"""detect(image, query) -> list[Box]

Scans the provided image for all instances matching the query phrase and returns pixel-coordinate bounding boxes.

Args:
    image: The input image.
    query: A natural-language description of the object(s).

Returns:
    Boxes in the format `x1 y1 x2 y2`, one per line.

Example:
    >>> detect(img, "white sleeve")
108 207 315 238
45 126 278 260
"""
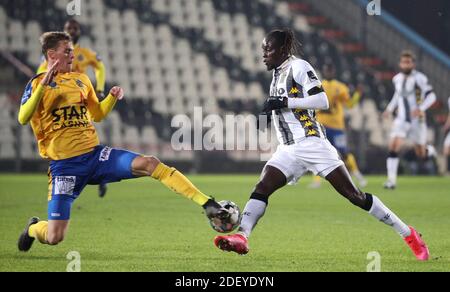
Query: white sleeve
287 92 329 110
419 92 436 112
292 60 322 93
417 73 436 111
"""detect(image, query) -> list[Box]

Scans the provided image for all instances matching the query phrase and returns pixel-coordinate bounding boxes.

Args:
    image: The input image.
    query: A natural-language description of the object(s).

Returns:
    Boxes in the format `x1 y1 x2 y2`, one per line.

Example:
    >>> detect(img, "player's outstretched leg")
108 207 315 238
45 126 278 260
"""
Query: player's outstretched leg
18 217 69 251
131 156 230 220
326 165 429 261
214 166 286 255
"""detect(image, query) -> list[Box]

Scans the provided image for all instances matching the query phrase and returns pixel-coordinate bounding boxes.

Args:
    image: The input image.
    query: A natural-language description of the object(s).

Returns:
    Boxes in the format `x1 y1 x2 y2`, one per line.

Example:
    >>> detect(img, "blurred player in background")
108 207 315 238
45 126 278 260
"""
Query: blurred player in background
17 32 229 252
443 97 450 174
213 29 429 261
37 19 109 198
382 51 437 189
308 63 367 189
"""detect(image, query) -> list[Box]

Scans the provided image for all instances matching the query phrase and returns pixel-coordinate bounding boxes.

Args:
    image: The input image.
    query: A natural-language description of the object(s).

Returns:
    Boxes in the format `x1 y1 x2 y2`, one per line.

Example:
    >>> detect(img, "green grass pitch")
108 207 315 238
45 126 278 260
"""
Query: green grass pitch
0 174 449 272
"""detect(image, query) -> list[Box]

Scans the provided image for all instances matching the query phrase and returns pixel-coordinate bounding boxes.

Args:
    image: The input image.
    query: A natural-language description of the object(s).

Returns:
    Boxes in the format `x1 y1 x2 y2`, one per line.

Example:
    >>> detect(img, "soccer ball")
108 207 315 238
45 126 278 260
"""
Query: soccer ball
209 200 241 233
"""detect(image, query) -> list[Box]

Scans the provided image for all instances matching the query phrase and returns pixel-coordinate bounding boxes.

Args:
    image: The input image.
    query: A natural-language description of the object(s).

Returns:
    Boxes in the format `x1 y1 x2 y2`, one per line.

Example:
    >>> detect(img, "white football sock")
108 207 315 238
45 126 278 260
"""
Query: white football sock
238 199 267 238
386 157 399 184
369 195 411 238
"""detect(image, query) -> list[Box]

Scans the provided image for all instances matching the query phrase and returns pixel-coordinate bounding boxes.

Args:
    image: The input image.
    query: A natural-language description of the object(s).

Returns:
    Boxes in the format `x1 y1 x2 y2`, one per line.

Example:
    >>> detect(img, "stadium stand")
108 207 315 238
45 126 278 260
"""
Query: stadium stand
0 0 448 173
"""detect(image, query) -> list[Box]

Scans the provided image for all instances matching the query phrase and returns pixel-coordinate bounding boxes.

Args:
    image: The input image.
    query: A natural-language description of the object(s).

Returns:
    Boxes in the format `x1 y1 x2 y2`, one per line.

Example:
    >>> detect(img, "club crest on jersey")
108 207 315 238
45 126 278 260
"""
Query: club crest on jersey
49 81 58 88
78 55 84 61
76 79 84 88
277 88 285 95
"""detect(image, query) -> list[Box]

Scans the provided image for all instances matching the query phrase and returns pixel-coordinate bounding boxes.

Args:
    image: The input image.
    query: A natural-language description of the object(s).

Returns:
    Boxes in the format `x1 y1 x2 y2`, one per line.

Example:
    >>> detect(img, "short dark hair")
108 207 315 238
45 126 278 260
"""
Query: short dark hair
39 31 71 60
400 50 416 61
266 28 302 56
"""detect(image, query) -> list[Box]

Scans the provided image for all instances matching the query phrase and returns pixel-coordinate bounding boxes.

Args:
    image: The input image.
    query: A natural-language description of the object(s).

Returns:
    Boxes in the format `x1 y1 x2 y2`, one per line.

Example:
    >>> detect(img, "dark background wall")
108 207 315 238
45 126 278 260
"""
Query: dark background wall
382 0 450 54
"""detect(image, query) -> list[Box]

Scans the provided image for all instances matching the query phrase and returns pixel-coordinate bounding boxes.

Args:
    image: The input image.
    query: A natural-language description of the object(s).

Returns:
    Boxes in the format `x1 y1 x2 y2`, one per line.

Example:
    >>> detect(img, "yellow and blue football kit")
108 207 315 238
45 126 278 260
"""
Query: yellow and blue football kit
37 44 106 93
19 72 138 220
316 79 354 154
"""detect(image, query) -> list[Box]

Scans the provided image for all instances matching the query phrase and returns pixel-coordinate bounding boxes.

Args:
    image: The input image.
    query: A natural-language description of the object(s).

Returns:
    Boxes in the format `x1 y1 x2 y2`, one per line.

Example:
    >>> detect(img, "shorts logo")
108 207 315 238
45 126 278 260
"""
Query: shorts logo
54 176 76 196
51 213 61 217
99 146 112 162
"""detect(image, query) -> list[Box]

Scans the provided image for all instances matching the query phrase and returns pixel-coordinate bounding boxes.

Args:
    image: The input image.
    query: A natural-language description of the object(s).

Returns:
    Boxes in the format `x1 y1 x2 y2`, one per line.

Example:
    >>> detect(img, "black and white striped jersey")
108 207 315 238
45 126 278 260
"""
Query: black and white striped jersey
386 70 433 123
269 56 326 145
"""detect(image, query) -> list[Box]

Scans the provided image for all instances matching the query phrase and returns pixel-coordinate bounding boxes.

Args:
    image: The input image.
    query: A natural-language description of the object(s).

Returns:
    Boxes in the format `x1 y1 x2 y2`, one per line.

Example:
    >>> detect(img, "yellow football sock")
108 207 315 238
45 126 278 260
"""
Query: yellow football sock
313 176 321 183
28 221 48 244
345 153 360 173
151 163 211 206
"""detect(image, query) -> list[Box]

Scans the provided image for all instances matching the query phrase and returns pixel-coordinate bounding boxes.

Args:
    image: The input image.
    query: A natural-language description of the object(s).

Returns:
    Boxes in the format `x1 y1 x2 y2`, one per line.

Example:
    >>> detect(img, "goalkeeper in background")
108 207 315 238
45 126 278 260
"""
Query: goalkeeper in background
309 63 367 188
17 31 228 251
37 19 109 198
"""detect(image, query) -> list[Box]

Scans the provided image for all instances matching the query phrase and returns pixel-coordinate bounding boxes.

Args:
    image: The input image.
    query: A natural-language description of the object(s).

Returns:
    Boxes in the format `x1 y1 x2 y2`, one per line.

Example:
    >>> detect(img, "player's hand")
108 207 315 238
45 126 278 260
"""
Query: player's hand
40 60 59 86
262 96 288 113
110 86 124 100
411 109 424 118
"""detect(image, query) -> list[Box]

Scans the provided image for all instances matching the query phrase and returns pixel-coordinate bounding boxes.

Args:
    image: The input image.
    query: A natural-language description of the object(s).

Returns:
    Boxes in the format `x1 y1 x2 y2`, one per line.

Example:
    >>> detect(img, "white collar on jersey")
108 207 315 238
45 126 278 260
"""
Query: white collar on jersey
276 55 296 71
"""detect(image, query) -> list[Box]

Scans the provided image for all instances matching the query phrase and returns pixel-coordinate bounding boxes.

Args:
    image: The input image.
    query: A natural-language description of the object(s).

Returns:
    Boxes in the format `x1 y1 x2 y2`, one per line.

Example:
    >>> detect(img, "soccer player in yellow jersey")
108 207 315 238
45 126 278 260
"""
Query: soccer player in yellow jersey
309 63 367 188
37 19 109 198
17 32 229 251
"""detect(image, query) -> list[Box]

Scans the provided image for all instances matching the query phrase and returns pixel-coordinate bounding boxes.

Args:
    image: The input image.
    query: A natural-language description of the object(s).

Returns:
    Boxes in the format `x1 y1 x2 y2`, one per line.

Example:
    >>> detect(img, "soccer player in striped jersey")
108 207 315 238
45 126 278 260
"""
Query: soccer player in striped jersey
309 63 367 188
17 32 229 252
37 19 109 198
213 29 429 261
382 51 437 189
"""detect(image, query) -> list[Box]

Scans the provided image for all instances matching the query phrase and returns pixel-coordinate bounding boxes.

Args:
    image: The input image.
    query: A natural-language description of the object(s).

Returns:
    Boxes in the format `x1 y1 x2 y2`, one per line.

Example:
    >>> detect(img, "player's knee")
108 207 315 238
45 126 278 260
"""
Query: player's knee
142 156 161 174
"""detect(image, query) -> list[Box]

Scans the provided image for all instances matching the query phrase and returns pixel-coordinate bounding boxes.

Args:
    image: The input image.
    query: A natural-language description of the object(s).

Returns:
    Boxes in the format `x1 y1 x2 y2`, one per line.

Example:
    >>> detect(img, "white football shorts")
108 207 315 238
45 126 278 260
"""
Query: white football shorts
390 119 427 146
265 137 344 185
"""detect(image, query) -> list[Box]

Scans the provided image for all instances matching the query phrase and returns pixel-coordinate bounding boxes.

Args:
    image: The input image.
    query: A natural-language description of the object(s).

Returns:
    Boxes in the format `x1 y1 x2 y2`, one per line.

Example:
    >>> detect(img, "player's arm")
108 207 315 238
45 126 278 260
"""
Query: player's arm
262 61 328 112
89 51 106 94
413 75 436 117
86 80 123 122
18 61 59 125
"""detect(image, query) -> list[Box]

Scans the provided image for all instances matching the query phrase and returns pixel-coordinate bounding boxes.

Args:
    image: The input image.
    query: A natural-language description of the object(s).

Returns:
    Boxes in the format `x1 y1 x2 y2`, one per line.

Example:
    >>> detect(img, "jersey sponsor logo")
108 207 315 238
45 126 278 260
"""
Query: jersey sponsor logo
51 104 90 130
54 176 76 196
307 71 318 82
99 146 112 162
